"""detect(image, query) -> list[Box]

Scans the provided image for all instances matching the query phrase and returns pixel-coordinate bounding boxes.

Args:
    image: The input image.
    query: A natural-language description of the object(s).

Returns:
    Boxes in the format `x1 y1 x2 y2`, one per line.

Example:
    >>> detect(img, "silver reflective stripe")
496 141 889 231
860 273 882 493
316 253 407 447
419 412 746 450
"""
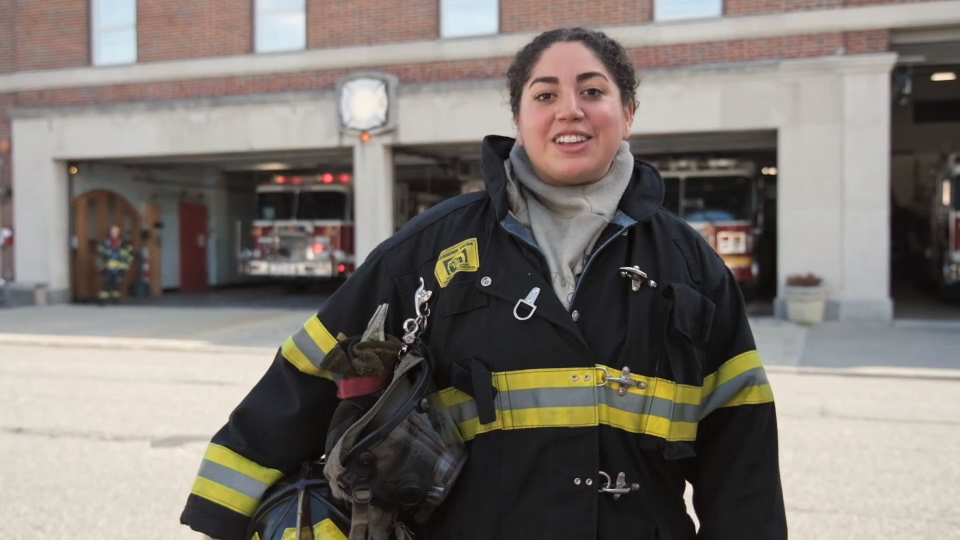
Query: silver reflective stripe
445 384 700 426
699 367 769 419
599 386 701 425
197 460 271 502
291 326 329 371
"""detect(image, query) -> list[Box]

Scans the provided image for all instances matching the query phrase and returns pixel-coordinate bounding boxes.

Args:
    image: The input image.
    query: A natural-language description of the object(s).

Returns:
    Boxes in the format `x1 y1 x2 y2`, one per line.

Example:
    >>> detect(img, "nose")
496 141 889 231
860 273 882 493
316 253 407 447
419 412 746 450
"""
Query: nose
556 91 584 122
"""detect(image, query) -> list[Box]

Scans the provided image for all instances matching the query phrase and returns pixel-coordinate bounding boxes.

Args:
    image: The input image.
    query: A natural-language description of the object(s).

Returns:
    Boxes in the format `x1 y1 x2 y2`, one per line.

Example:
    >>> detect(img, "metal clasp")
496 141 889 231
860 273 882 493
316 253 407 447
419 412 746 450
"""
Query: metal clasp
596 365 648 396
513 287 540 321
598 471 639 500
401 277 433 350
619 266 657 292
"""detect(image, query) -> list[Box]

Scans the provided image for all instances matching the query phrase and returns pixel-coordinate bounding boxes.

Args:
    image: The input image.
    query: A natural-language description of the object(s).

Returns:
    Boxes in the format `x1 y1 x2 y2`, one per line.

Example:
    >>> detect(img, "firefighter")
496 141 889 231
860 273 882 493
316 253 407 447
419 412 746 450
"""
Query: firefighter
97 224 134 305
181 27 787 540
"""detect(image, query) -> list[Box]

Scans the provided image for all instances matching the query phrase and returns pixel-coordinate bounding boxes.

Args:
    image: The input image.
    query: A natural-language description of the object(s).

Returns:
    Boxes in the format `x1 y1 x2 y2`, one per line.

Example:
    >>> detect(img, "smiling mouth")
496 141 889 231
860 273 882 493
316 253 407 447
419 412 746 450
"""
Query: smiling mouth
553 134 591 144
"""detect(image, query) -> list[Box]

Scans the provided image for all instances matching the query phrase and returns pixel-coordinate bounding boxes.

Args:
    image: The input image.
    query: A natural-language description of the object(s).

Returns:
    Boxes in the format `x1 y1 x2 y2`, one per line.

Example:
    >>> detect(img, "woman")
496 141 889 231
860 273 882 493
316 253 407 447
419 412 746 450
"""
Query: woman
181 27 787 540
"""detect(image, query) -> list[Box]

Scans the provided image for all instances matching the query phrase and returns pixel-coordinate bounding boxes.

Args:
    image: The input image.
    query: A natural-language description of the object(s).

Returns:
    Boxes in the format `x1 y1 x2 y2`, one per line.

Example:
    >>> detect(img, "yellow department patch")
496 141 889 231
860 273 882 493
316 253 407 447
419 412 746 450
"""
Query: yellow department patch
435 238 480 288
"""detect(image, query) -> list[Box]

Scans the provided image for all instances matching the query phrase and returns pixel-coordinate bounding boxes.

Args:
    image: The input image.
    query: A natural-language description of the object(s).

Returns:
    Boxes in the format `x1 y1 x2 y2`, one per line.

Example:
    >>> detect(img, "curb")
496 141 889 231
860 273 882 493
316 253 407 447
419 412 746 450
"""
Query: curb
765 364 960 381
0 333 276 356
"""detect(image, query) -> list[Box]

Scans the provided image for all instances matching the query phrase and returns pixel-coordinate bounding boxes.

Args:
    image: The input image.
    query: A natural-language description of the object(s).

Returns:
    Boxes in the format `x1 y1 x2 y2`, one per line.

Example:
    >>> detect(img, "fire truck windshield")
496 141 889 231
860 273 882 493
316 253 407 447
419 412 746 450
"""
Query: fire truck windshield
663 176 754 222
297 191 348 221
257 192 295 220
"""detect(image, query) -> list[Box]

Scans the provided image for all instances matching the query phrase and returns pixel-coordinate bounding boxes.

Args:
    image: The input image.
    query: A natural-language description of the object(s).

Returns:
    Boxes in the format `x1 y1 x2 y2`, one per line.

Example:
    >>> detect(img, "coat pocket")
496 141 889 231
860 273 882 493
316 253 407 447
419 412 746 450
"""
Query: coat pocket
660 283 716 387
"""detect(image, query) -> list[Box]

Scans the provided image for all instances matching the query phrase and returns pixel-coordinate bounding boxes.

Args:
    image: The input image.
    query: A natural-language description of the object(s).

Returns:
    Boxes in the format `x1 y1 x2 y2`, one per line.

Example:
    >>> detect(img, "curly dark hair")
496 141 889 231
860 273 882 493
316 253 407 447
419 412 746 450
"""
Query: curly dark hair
506 27 639 117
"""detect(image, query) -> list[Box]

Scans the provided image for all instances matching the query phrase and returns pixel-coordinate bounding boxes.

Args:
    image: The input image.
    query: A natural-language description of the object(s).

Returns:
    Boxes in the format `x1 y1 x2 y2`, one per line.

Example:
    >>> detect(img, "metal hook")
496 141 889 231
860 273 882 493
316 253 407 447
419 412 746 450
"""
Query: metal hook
402 277 433 348
619 266 657 292
598 471 640 500
513 287 540 321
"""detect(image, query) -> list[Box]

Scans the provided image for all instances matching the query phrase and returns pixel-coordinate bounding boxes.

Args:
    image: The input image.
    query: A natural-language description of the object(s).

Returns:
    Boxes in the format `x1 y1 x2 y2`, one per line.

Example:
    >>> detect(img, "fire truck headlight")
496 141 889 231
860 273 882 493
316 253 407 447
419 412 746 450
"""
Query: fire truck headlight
717 231 748 255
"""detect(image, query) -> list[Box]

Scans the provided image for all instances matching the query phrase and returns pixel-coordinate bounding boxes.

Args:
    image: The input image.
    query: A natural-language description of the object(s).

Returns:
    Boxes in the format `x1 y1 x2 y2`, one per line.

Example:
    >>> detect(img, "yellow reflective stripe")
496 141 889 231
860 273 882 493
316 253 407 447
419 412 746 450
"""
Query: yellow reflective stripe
280 519 347 540
597 404 698 441
702 350 763 397
203 443 284 484
281 335 335 380
700 350 774 418
315 518 348 539
436 355 773 443
303 316 338 355
191 444 284 517
281 316 340 380
191 476 259 516
723 383 775 408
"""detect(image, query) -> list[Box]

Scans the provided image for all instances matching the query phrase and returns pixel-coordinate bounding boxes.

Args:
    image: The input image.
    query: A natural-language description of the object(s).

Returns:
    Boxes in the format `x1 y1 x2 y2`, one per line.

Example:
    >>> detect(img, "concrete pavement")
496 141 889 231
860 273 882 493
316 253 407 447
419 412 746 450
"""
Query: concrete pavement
2 343 959 539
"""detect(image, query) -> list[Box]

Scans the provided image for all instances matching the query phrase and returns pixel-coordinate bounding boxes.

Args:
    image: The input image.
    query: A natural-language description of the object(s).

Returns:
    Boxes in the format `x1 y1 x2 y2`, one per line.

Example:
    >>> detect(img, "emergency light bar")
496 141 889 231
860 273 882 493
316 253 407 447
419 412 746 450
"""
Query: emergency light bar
274 173 352 185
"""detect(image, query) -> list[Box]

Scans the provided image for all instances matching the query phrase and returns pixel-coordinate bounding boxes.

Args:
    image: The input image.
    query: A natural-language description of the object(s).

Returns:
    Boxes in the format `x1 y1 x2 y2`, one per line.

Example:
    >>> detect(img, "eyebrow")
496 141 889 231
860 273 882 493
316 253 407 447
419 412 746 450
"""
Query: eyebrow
527 71 609 88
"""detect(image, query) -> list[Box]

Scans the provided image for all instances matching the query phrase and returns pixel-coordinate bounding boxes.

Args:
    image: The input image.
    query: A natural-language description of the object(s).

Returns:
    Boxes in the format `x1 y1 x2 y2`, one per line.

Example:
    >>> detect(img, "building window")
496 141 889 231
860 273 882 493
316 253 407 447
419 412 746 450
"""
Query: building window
441 0 499 39
91 0 137 66
654 0 723 22
255 0 307 53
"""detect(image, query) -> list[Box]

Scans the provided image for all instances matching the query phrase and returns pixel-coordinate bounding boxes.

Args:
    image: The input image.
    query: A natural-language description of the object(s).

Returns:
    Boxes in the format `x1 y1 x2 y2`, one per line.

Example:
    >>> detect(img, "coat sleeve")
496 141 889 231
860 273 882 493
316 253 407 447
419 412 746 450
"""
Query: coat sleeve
689 267 788 539
179 248 407 540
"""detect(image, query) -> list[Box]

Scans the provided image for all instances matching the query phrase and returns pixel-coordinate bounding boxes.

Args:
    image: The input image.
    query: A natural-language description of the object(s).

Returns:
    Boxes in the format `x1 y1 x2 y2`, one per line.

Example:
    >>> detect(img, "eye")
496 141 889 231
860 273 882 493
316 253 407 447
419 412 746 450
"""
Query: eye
534 92 555 102
582 88 604 98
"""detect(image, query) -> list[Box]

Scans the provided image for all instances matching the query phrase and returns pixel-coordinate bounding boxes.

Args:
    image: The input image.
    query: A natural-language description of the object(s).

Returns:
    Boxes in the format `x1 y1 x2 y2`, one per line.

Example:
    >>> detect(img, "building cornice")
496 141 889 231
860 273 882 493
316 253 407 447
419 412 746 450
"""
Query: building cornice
0 1 956 93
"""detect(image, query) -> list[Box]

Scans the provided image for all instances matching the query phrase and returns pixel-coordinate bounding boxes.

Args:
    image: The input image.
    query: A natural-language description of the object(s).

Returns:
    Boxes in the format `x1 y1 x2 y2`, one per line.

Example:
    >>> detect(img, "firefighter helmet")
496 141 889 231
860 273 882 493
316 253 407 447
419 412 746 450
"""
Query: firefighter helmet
245 460 350 540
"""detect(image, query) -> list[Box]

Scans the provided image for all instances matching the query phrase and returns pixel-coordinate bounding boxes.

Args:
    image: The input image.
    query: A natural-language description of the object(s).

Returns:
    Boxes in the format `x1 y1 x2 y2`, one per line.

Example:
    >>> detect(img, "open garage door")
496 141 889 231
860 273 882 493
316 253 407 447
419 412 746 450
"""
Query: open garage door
67 148 353 308
890 35 960 319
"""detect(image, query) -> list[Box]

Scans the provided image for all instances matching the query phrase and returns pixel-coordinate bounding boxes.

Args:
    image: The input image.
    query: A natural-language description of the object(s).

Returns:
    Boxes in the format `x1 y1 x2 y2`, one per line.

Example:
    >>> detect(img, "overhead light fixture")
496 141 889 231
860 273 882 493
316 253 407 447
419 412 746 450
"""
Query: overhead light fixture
931 72 957 82
251 162 290 171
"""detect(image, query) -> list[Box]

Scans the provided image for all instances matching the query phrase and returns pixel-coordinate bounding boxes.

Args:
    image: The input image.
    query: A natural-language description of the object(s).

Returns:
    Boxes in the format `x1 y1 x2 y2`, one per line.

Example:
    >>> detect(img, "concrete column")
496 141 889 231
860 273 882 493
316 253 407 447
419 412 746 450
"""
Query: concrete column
775 54 897 321
836 58 896 321
11 118 72 304
352 141 395 266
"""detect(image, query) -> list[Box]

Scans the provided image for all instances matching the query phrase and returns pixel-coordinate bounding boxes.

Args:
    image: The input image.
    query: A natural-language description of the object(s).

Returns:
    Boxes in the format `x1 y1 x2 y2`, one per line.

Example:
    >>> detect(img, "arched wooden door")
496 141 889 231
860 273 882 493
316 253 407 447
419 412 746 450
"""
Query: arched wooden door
72 190 142 302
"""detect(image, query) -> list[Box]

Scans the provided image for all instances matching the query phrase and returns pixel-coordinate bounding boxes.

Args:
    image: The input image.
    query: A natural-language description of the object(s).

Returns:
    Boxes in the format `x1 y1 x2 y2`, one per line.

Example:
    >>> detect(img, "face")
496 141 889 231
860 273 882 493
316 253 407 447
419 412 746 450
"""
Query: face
515 42 635 187
110 226 120 238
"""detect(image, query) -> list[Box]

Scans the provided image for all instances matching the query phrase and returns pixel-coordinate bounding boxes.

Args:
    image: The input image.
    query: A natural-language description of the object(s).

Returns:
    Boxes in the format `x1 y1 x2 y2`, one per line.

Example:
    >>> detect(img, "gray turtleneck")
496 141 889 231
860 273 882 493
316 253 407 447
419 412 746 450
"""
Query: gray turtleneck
505 141 635 310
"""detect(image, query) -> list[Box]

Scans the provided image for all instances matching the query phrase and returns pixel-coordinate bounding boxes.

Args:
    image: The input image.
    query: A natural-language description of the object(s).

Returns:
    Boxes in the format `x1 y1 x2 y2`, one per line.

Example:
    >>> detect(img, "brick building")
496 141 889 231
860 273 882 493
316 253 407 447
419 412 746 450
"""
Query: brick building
0 0 958 319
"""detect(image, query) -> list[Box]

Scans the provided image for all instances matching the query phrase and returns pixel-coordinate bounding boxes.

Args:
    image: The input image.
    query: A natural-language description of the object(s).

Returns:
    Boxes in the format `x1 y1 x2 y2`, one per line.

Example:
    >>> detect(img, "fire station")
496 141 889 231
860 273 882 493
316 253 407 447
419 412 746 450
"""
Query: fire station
0 0 959 321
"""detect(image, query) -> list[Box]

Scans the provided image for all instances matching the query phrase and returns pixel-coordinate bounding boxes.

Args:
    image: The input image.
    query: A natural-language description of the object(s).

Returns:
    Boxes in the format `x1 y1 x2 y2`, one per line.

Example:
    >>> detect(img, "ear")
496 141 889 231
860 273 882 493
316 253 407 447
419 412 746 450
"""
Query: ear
621 102 636 140
514 117 524 147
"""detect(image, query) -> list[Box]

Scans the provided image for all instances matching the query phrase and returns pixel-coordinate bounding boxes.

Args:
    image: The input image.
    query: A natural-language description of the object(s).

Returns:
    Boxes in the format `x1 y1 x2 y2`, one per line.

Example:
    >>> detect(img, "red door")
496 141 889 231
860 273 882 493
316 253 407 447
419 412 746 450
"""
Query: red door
179 202 209 293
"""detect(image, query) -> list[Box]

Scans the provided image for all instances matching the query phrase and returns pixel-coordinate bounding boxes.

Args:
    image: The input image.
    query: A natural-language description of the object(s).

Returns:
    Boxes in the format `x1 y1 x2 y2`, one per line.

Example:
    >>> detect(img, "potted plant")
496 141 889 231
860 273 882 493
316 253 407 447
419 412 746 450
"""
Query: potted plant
783 273 828 325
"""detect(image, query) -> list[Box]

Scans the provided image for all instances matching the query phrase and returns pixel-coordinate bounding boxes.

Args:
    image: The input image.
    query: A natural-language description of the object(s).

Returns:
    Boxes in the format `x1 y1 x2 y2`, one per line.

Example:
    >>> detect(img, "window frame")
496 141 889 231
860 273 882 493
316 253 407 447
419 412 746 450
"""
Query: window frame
439 0 500 40
254 0 308 54
90 0 138 67
653 0 724 23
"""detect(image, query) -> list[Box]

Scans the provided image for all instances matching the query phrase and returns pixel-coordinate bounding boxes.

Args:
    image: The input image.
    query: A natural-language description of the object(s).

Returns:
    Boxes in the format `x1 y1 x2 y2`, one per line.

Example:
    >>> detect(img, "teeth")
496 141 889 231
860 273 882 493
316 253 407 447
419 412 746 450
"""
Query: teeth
555 134 588 144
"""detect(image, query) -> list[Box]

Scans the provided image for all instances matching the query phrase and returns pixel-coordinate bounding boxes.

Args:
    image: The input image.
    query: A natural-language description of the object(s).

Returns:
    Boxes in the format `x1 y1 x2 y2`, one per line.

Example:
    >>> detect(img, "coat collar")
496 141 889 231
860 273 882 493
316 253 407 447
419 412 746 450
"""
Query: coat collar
480 135 665 224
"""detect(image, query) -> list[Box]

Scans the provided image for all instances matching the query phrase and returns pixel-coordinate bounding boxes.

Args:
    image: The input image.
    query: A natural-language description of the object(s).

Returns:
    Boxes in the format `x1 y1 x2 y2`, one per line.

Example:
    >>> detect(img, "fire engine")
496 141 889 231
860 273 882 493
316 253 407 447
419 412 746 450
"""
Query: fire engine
239 172 356 288
653 157 766 300
919 152 960 302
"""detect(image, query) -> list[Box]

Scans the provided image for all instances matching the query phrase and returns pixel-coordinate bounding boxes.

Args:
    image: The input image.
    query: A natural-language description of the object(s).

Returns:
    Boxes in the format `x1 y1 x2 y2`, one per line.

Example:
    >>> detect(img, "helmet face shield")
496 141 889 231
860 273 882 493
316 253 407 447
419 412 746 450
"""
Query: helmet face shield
326 348 468 525
358 389 467 517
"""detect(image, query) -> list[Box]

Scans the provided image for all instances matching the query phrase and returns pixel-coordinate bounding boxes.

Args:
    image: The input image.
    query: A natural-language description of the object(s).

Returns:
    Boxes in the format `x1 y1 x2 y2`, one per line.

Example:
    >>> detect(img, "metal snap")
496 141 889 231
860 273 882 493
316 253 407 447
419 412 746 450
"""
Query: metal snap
480 276 492 286
571 310 580 322
638 381 648 390
574 478 581 485
584 374 591 381
585 478 593 486
571 375 579 382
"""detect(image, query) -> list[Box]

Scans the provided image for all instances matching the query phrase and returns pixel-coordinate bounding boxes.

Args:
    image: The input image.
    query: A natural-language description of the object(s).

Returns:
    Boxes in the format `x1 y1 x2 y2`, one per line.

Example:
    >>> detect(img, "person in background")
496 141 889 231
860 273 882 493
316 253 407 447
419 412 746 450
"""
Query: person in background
97 224 134 305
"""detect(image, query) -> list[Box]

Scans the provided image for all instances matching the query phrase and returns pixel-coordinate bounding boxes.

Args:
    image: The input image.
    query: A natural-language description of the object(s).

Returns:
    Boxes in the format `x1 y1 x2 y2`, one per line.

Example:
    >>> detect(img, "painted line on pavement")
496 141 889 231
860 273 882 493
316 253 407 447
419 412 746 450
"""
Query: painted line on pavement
0 333 276 356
